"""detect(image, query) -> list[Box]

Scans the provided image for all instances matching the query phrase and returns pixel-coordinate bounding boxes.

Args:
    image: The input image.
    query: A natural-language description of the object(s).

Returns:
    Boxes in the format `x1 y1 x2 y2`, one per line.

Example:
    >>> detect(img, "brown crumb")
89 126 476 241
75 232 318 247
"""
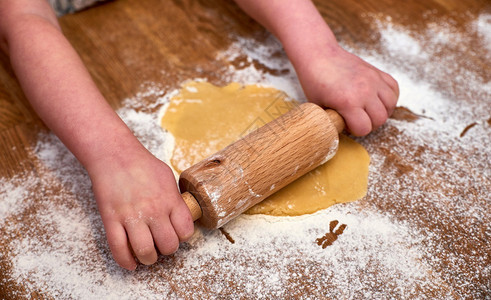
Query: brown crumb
316 220 347 249
390 106 433 122
229 54 289 76
459 122 478 137
219 228 235 244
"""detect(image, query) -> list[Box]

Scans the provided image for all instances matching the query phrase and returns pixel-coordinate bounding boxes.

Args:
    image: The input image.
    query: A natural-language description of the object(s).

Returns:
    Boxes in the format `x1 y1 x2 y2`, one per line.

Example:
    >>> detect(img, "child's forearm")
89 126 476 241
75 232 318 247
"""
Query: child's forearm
1 2 195 270
1 3 143 174
235 0 399 136
233 0 340 72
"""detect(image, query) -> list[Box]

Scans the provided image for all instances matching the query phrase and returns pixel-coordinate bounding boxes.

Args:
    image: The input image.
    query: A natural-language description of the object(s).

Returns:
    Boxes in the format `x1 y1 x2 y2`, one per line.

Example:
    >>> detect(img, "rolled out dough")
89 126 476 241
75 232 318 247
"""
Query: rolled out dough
161 81 370 216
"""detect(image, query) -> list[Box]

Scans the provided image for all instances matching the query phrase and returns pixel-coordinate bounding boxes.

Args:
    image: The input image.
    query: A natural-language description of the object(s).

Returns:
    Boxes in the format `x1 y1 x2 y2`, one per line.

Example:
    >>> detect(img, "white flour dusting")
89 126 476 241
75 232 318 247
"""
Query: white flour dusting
0 12 489 299
476 13 491 53
0 178 31 224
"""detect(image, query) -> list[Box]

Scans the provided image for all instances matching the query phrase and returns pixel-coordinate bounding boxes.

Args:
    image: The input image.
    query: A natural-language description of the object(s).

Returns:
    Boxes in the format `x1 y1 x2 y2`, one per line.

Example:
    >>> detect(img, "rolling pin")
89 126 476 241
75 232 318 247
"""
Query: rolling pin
179 102 344 229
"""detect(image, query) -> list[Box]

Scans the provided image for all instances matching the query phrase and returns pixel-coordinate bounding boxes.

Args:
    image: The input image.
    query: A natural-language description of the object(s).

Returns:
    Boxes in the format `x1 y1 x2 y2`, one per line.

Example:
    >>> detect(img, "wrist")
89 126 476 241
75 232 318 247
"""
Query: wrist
271 4 341 75
83 126 149 178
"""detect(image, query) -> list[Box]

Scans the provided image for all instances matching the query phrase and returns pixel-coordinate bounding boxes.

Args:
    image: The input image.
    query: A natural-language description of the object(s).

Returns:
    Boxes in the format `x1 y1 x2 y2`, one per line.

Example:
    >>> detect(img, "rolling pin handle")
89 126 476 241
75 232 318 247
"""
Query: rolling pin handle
181 192 202 221
325 109 345 133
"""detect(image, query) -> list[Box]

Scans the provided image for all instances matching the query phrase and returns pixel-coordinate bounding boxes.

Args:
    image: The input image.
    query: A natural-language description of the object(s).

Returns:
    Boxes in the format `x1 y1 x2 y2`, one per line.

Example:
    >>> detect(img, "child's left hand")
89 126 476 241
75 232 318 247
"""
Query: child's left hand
295 46 399 136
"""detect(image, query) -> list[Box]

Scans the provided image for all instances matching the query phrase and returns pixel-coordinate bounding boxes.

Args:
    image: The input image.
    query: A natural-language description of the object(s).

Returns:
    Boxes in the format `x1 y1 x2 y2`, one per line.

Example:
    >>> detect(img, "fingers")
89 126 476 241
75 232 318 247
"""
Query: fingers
170 195 195 242
149 216 180 255
110 197 194 269
339 92 389 136
93 154 195 271
340 107 372 136
365 98 388 131
124 204 192 265
125 220 158 265
378 72 399 116
150 194 194 256
338 71 397 135
380 71 400 99
105 222 137 271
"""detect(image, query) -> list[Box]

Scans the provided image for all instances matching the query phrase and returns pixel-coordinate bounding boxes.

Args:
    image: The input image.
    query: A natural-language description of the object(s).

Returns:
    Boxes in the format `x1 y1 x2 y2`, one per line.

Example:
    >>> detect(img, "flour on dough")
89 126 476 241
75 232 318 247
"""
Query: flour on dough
161 81 370 216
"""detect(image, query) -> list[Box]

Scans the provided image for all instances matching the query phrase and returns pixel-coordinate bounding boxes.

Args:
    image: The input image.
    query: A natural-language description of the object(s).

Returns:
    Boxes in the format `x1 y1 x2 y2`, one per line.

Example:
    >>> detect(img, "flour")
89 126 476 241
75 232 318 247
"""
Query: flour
1 12 490 299
0 179 29 224
476 13 491 53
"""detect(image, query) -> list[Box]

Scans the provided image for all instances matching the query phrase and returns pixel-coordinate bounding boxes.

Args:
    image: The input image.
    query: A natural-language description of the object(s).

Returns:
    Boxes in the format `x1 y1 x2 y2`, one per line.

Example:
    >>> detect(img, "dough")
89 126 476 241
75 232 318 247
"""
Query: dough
161 81 370 216
247 134 369 216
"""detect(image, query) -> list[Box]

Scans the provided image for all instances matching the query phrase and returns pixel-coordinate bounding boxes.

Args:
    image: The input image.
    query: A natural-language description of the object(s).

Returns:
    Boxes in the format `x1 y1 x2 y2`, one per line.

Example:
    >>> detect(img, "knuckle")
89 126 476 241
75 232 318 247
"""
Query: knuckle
338 92 358 108
388 75 399 87
383 73 400 97
353 83 373 102
141 203 160 218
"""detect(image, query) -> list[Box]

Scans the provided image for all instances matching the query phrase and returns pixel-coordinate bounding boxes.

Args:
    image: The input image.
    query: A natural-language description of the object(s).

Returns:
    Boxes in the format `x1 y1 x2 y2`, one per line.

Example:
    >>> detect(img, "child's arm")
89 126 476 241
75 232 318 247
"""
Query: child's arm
0 0 194 270
234 0 399 136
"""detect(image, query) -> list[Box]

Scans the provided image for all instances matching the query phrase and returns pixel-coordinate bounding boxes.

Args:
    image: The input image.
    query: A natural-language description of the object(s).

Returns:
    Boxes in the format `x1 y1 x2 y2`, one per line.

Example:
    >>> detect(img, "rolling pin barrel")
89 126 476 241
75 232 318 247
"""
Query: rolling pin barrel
179 103 344 229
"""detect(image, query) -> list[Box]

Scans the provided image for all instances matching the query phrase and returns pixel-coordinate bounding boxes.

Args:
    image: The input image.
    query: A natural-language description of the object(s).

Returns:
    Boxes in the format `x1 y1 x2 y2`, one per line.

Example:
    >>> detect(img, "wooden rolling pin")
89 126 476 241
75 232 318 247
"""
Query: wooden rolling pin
179 102 344 229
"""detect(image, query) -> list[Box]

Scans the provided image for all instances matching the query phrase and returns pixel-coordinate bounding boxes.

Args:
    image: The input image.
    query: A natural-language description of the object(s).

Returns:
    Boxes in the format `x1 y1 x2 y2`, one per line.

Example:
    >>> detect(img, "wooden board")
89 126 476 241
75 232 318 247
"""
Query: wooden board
0 0 489 298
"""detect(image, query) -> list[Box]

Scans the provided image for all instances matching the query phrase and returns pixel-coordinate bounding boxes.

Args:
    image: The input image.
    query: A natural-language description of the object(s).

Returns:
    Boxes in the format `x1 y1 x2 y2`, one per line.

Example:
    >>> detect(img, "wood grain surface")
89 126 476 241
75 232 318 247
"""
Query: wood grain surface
0 0 489 298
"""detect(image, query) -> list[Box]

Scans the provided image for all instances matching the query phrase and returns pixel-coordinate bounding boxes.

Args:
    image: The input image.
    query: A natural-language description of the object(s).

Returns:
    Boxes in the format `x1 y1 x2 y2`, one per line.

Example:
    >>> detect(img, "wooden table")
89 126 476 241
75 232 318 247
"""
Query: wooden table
1 0 489 298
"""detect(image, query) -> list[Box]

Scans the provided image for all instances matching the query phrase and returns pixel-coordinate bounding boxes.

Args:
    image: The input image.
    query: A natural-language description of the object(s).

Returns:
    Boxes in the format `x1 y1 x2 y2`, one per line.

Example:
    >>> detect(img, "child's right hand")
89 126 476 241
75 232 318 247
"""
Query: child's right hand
88 147 195 270
1 0 195 272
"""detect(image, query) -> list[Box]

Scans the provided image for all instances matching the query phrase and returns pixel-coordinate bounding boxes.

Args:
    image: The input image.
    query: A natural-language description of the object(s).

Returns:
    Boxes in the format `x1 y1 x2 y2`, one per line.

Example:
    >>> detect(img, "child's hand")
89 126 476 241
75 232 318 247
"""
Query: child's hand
89 148 194 270
232 0 398 136
0 0 194 271
296 46 399 136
